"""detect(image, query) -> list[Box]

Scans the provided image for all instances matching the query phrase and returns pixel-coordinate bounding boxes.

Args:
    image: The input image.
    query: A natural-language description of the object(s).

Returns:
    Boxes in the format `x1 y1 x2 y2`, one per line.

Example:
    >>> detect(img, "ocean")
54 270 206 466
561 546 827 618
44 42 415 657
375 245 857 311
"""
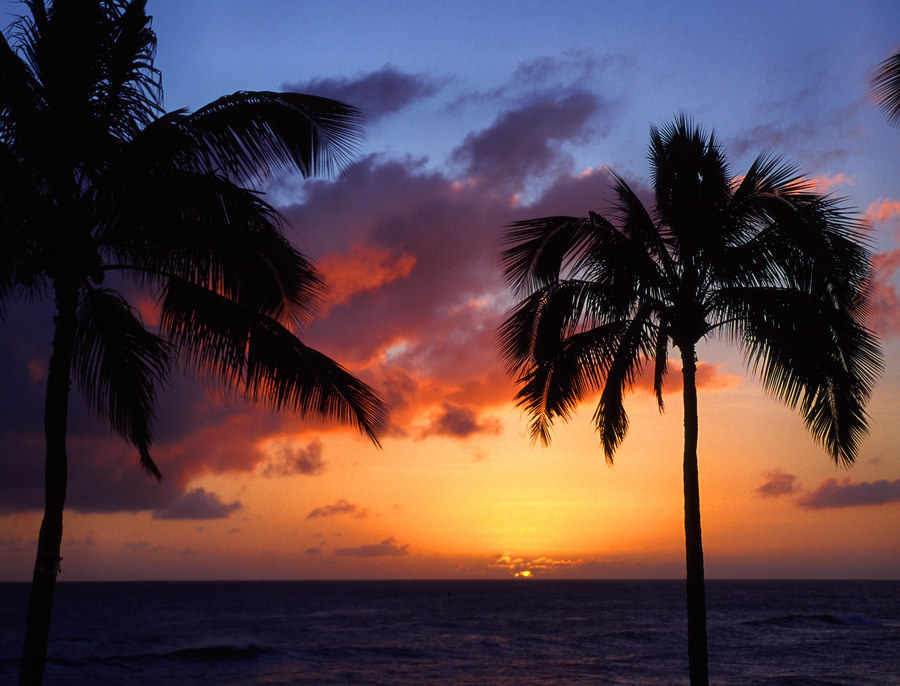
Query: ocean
0 579 898 684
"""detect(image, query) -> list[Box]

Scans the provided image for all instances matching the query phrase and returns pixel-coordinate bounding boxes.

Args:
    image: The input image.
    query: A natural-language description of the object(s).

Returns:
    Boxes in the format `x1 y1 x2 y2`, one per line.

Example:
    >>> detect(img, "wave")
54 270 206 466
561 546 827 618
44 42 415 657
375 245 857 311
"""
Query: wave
164 642 271 660
747 612 884 629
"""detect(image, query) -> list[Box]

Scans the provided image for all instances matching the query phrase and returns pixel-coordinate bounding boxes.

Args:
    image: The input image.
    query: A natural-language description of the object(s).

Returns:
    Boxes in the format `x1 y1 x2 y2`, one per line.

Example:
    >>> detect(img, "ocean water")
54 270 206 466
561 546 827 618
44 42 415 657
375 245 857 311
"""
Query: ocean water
0 579 898 685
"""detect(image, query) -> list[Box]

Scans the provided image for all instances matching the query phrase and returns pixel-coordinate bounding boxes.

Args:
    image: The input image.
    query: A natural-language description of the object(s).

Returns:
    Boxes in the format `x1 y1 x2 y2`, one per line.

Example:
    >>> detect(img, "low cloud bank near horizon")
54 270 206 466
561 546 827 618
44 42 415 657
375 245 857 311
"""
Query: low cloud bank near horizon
333 536 409 558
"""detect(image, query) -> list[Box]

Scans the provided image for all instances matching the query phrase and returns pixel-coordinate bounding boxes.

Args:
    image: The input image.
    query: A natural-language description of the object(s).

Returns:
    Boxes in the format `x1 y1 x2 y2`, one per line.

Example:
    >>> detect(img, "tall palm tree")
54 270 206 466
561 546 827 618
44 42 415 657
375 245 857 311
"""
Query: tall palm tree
1 2 388 684
873 48 900 126
498 116 882 685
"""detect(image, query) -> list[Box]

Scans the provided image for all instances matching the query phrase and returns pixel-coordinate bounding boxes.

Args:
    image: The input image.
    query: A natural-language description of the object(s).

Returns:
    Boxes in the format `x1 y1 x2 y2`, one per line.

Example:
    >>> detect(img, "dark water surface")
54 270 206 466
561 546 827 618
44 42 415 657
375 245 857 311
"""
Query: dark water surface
1 579 898 684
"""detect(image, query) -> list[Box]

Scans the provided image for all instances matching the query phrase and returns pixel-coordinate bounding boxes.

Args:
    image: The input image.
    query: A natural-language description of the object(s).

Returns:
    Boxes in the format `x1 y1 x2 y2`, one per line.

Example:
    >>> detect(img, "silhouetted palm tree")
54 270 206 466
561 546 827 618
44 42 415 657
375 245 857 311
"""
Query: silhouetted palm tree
1 2 387 684
873 49 900 125
498 116 881 685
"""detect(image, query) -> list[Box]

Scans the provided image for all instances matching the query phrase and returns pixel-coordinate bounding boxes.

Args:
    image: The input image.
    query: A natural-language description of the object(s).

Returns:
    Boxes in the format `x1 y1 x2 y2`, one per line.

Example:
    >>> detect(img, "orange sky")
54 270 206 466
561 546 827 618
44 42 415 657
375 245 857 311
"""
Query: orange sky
2 1 899 582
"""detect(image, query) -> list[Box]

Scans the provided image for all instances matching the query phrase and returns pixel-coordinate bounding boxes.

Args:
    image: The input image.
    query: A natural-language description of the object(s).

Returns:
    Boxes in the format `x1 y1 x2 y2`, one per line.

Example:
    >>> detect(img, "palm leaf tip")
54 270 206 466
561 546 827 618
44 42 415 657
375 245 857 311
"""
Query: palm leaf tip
872 50 900 125
139 446 163 480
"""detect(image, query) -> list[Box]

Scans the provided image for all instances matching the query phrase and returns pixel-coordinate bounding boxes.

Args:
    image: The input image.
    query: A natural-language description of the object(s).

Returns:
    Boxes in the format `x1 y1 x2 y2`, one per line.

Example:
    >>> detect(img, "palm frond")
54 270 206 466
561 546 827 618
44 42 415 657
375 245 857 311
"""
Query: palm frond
99 0 162 138
0 23 41 138
161 278 387 445
591 303 656 461
513 322 623 446
100 164 325 328
501 216 598 294
723 286 882 465
610 172 677 284
652 320 670 410
74 286 171 477
872 49 900 125
173 91 363 184
650 115 732 259
498 279 612 375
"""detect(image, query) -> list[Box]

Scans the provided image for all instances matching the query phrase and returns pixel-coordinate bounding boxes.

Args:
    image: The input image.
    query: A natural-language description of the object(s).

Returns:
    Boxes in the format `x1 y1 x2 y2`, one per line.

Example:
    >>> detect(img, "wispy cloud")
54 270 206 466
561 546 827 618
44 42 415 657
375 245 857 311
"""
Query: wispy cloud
334 536 409 557
797 478 900 509
306 498 369 520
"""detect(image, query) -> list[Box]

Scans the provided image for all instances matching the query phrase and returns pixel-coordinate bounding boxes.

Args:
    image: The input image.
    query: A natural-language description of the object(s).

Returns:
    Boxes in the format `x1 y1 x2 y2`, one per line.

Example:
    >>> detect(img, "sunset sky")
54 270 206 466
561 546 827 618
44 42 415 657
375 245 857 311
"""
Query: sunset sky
2 0 899 581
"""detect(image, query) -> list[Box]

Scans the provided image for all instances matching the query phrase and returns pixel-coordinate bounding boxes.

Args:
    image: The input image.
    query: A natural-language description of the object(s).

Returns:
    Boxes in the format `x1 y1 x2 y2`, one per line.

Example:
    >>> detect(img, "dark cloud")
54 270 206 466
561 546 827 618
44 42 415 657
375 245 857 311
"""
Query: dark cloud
755 471 800 498
304 546 322 555
334 536 409 558
306 498 368 520
151 487 242 520
421 402 501 439
451 91 603 193
261 439 326 476
286 65 442 123
797 478 900 510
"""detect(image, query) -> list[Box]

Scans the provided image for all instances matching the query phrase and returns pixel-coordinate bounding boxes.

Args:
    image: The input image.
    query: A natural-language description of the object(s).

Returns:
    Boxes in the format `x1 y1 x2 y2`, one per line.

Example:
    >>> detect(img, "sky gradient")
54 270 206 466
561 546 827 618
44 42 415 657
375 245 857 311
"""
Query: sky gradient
1 0 899 581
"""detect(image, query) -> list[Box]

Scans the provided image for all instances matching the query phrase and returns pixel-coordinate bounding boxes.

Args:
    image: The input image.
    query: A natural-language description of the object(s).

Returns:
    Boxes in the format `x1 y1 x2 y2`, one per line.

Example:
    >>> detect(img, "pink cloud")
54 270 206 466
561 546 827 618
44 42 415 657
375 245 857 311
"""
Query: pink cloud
864 198 900 225
807 173 853 193
318 244 416 308
869 249 900 337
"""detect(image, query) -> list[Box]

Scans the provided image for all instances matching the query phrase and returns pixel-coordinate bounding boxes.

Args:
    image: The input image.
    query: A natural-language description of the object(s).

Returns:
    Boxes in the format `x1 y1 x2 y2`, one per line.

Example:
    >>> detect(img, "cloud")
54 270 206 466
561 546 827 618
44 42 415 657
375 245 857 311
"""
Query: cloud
421 402 501 439
0 536 30 554
869 249 900 337
333 536 409 557
488 553 585 578
304 546 322 555
797 478 900 509
864 198 900 225
755 471 800 497
806 173 853 193
261 439 326 477
123 541 166 553
451 90 604 193
152 487 242 520
306 498 369 520
286 65 442 123
318 244 416 308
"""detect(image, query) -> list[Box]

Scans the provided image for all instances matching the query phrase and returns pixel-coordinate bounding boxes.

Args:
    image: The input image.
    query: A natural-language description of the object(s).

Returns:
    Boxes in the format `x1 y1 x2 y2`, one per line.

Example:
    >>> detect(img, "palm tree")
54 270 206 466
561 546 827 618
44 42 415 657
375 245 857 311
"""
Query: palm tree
498 116 882 685
873 48 900 125
1 2 388 684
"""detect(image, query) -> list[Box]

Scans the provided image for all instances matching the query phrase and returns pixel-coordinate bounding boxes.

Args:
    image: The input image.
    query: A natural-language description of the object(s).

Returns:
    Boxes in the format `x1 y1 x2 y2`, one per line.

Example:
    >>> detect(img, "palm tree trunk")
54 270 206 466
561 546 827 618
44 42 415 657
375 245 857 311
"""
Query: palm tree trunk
681 344 709 686
20 285 77 686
